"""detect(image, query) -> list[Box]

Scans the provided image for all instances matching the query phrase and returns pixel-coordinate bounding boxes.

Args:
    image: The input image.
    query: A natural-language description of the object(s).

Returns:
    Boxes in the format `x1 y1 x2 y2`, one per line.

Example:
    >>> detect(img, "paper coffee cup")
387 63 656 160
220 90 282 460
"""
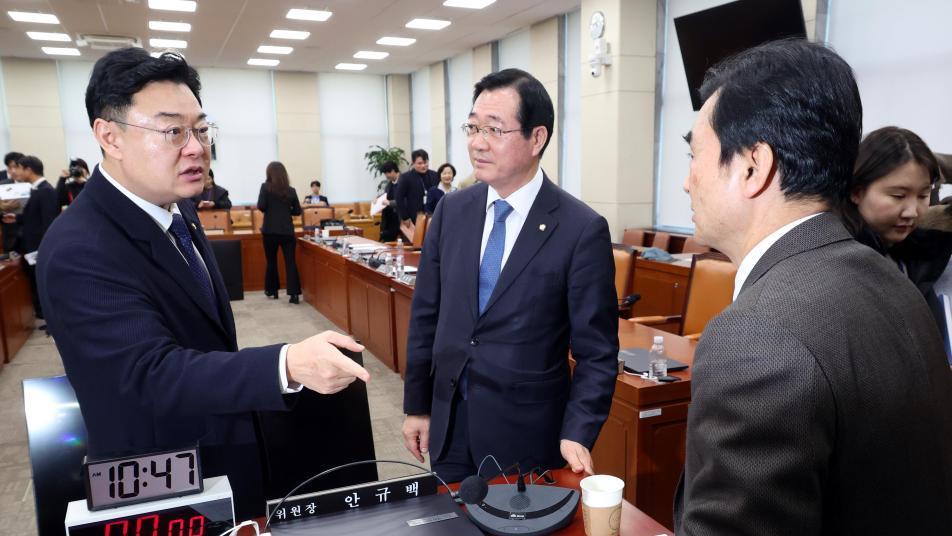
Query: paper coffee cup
580 474 624 536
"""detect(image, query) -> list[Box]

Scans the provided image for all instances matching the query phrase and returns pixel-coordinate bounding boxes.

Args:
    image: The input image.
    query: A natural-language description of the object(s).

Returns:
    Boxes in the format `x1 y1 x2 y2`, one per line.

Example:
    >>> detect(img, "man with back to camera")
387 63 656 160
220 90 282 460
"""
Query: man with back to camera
394 148 439 226
36 48 371 519
675 39 952 534
401 68 618 482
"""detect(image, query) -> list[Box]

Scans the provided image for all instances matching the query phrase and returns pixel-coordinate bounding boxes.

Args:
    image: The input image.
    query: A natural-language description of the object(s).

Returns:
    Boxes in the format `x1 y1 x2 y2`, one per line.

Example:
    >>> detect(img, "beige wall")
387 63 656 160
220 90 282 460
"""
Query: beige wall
531 17 561 184
472 43 494 83
387 74 412 165
580 0 657 239
428 61 447 165
1 58 67 178
273 71 321 197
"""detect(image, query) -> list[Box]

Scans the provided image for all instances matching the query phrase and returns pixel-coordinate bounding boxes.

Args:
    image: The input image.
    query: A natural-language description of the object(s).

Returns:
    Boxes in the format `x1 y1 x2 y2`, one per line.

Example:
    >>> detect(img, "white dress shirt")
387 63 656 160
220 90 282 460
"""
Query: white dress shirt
98 164 299 393
733 212 823 300
479 166 544 268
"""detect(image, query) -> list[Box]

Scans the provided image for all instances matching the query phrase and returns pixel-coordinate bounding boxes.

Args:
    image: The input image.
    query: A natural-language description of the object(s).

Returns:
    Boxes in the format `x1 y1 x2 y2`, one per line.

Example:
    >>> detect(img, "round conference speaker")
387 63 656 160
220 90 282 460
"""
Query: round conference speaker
464 484 579 536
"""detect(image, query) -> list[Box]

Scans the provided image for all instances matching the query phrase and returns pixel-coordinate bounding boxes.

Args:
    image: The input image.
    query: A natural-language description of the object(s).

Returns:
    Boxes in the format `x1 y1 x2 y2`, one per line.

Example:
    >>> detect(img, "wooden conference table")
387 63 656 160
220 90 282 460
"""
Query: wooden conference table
0 255 36 366
242 469 672 535
296 236 696 529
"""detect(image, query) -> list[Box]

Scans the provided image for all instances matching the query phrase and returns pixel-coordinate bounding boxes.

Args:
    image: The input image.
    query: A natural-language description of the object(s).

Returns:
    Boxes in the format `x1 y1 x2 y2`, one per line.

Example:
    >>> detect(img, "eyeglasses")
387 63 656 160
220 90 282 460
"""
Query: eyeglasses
112 120 219 149
460 122 522 140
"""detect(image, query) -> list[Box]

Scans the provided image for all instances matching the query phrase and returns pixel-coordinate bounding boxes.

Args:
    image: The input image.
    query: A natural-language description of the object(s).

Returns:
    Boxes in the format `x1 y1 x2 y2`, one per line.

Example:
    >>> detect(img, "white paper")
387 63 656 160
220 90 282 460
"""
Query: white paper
0 182 31 201
370 192 387 216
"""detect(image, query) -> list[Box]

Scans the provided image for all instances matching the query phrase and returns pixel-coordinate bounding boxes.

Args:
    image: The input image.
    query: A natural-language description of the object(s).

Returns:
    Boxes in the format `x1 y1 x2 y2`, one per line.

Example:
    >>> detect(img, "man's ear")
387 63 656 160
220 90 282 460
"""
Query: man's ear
93 118 123 161
741 141 776 199
530 126 548 158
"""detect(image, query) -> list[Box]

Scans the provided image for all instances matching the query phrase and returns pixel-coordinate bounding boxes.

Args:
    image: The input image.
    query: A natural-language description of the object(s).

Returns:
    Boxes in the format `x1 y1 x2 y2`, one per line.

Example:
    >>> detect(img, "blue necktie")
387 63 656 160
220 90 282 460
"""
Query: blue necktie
478 200 513 314
170 213 218 317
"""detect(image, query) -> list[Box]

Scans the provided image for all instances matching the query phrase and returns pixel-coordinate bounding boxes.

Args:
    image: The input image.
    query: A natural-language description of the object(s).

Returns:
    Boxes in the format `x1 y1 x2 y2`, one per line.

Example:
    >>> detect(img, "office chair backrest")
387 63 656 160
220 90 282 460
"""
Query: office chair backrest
412 212 429 249
611 243 636 301
622 228 645 247
650 231 672 252
681 236 710 254
681 251 735 337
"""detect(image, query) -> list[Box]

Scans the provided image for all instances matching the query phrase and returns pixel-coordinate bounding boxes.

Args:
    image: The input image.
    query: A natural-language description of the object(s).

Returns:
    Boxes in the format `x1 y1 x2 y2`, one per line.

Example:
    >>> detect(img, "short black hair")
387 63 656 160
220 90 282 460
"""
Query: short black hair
69 157 89 173
4 152 24 166
379 161 399 174
310 180 321 188
436 163 456 177
699 39 862 205
411 149 429 163
473 68 554 156
17 155 44 177
85 48 202 127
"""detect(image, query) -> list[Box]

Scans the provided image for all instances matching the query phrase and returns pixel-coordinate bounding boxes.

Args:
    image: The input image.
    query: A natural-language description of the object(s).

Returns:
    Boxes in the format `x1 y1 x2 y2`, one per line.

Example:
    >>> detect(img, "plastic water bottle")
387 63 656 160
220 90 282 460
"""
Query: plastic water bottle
395 238 405 277
648 336 667 379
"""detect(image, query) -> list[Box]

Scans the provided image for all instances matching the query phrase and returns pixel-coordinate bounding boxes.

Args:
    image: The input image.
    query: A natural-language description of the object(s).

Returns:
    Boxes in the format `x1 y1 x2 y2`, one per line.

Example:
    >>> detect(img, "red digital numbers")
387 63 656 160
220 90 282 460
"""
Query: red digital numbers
100 515 205 536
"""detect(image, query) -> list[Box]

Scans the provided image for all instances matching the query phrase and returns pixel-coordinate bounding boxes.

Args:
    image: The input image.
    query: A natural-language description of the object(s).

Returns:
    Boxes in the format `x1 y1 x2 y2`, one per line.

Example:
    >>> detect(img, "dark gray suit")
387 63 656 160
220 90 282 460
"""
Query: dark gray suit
674 213 952 535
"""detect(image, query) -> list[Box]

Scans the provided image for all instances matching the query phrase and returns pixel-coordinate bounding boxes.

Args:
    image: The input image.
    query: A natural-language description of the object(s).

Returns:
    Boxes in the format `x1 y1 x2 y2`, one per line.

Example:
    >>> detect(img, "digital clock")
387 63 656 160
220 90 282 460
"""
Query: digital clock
83 446 203 511
66 475 234 536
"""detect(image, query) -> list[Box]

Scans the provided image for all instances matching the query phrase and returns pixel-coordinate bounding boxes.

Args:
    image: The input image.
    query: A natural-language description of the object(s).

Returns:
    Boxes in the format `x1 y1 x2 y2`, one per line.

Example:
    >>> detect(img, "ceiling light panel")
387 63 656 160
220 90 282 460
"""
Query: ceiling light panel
149 21 191 32
149 38 187 48
286 9 332 21
354 50 389 60
257 45 293 54
148 0 197 12
42 47 80 56
270 29 310 40
248 58 280 67
406 18 451 30
443 0 496 8
8 11 60 24
27 31 71 42
336 63 367 71
376 36 416 46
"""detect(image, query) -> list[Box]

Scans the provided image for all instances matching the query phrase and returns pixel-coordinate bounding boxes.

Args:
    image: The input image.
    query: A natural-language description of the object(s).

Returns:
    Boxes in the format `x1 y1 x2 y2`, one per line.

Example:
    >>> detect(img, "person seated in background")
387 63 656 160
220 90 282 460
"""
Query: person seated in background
839 126 952 357
303 180 329 206
424 163 457 214
378 161 401 242
56 157 89 208
1 151 24 253
191 168 232 210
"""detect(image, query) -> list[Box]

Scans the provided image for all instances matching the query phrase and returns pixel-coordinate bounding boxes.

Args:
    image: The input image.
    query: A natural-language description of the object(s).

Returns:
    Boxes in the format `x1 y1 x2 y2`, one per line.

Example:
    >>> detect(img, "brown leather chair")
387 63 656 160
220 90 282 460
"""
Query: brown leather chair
622 228 646 247
303 207 335 228
650 231 672 252
197 209 231 233
411 212 429 249
357 201 372 216
681 236 711 254
631 251 735 340
331 202 357 216
612 243 640 317
230 207 253 231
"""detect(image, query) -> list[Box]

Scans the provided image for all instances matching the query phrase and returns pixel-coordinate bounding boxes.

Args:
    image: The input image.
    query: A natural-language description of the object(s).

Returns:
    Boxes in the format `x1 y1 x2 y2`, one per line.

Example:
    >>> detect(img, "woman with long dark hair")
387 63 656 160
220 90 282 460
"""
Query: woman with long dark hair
258 161 302 303
840 126 952 343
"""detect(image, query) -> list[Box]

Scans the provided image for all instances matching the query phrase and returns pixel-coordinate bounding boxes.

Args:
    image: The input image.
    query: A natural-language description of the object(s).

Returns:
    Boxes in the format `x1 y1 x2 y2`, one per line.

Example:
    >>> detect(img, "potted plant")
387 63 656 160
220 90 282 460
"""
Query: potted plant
364 145 408 193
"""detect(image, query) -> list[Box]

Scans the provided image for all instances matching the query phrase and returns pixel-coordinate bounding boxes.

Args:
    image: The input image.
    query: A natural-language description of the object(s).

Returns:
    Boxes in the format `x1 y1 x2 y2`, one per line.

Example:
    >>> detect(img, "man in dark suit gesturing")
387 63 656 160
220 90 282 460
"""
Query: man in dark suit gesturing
37 48 370 519
675 40 952 534
402 69 618 482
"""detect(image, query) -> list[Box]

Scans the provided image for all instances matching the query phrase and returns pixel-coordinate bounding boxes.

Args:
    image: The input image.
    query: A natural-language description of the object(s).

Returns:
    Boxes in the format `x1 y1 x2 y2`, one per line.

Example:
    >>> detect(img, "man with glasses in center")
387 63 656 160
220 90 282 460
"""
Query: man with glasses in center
37 48 370 519
402 69 618 482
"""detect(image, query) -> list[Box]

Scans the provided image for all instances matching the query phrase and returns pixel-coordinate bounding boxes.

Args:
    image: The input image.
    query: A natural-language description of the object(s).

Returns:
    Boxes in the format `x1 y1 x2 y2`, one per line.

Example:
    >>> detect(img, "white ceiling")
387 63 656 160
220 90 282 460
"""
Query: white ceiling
0 0 580 74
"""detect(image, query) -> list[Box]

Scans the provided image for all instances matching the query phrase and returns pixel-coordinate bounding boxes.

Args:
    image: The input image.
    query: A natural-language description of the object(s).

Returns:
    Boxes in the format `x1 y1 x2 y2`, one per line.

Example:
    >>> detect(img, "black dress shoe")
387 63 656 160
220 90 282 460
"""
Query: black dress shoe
289 295 300 304
265 291 278 299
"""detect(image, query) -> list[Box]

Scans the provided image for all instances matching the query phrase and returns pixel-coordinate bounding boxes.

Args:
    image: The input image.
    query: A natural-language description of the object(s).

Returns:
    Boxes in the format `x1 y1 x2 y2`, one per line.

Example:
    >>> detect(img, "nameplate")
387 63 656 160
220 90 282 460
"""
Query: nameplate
266 473 437 525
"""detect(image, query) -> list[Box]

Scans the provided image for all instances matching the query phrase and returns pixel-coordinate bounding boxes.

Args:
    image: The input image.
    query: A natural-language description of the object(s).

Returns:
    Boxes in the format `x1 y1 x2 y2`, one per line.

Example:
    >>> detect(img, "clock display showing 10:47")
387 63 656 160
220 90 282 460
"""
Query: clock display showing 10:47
84 446 204 511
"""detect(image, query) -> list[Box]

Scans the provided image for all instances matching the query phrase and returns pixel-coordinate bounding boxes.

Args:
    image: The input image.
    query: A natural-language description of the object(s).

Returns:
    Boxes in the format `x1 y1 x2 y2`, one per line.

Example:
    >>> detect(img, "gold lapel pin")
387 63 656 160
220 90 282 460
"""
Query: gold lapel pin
191 222 197 231
539 224 546 231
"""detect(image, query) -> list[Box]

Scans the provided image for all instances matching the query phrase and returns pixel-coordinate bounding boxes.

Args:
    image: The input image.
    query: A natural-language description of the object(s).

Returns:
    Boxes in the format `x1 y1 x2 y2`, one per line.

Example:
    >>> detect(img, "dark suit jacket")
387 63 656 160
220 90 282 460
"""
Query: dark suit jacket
395 169 438 221
303 194 328 206
257 184 301 236
0 173 20 252
674 213 952 535
380 181 400 241
191 184 232 210
18 180 58 254
37 169 292 518
403 177 619 471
